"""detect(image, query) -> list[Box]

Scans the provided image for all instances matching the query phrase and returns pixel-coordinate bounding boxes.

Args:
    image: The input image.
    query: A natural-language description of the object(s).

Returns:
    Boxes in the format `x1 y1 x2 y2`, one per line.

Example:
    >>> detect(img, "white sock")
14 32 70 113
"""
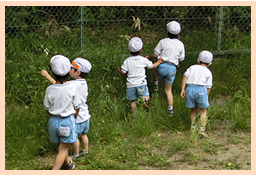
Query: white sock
200 126 205 132
168 105 173 111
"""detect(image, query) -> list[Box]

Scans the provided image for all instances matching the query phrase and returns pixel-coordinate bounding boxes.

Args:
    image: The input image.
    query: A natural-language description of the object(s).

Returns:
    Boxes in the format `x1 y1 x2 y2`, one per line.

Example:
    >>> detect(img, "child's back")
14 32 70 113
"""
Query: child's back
44 82 81 117
154 37 185 66
184 65 212 88
122 55 153 88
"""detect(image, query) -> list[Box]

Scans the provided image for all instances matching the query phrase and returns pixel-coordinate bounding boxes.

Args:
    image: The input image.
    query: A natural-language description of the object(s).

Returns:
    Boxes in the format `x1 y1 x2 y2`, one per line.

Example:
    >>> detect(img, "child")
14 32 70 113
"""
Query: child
118 37 164 114
43 55 81 170
180 50 213 139
146 21 185 116
41 57 92 161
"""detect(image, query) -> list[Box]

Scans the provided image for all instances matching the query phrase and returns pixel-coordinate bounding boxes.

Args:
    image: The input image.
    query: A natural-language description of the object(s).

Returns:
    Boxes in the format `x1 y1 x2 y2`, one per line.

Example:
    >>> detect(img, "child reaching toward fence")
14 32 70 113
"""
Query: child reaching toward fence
180 50 213 139
43 55 81 170
146 21 185 116
41 57 92 161
118 37 164 115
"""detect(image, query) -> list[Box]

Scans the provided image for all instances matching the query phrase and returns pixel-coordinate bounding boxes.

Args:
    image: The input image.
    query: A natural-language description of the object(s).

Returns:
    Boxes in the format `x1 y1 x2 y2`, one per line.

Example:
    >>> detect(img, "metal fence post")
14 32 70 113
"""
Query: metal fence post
217 6 224 52
80 6 84 50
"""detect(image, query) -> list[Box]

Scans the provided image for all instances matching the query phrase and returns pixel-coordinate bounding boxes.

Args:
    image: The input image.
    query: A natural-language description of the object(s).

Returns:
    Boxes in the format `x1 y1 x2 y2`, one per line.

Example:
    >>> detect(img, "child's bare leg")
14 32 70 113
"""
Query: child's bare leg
165 83 173 107
131 100 136 114
72 139 80 154
80 134 89 151
199 108 207 129
144 95 150 101
152 68 158 82
152 68 159 91
190 107 198 125
52 142 70 170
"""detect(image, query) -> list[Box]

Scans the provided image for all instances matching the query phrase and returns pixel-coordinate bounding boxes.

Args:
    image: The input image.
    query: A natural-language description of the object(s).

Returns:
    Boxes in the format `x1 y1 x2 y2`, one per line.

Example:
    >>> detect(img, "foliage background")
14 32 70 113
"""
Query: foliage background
5 6 251 170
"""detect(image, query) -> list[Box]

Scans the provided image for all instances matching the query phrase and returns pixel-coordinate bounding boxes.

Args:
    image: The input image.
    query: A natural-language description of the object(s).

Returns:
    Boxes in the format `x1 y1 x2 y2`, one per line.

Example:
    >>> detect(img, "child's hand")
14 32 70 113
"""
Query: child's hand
41 69 49 77
158 57 164 64
180 90 186 98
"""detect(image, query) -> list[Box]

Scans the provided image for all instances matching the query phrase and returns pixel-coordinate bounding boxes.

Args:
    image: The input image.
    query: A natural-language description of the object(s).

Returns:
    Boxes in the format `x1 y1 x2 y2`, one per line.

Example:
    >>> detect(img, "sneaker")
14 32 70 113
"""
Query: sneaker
79 150 89 157
142 98 150 111
167 109 174 116
70 153 79 161
61 157 75 170
154 84 159 91
199 132 209 139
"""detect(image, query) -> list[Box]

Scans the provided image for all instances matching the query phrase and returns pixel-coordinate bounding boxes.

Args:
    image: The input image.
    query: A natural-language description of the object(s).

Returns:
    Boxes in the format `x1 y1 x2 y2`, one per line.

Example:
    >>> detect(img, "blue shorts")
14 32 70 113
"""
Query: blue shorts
155 63 177 84
185 85 209 109
127 85 150 100
48 115 77 144
76 119 90 135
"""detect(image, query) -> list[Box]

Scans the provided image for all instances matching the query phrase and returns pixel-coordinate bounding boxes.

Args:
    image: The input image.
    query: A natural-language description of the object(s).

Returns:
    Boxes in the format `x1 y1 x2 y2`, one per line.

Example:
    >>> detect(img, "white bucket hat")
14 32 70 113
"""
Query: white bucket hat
166 21 181 35
50 55 71 76
71 57 92 73
199 50 213 64
128 37 143 52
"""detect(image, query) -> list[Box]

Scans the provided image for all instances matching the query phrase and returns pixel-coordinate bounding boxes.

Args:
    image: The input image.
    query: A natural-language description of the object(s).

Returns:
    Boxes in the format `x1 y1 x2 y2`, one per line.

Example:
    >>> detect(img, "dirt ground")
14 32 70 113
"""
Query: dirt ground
140 129 251 170
34 128 251 170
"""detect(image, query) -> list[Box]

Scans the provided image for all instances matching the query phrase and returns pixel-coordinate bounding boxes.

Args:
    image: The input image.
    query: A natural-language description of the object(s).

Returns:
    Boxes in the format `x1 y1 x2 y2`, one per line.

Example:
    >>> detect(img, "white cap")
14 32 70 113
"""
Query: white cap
166 21 181 35
71 57 92 73
50 55 71 76
128 37 143 52
199 50 213 64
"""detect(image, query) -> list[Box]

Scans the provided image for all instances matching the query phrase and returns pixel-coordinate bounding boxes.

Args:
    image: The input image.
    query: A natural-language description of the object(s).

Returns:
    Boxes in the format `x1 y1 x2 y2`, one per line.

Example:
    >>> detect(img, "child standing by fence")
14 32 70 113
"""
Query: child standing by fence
43 55 81 170
118 37 164 114
180 50 213 139
146 21 185 116
41 57 92 161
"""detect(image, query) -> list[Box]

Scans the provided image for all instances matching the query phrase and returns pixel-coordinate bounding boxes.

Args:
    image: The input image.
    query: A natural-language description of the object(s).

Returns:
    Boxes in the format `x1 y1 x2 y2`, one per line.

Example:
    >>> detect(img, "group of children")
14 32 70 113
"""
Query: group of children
119 21 213 139
42 20 213 170
41 56 92 170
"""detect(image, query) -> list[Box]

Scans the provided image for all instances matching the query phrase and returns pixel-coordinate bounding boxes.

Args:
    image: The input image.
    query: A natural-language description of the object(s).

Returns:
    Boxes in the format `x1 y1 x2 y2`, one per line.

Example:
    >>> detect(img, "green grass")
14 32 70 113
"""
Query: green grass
5 28 251 170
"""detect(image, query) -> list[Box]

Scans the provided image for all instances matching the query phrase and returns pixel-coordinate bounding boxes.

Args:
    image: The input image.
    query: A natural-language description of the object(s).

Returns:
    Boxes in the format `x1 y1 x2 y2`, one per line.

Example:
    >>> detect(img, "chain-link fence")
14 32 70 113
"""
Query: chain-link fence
5 6 251 55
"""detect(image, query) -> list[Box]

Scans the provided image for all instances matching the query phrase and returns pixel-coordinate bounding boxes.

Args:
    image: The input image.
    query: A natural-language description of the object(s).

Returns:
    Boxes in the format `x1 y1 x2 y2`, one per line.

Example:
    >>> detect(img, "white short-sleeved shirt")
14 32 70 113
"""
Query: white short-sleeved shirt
184 65 213 88
44 82 81 117
121 55 153 88
70 79 91 123
154 38 185 66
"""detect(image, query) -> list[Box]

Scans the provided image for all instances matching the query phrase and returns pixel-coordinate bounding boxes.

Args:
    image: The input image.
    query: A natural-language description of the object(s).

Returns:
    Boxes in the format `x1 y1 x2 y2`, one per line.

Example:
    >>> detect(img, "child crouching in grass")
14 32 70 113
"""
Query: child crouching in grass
180 50 213 139
43 55 81 170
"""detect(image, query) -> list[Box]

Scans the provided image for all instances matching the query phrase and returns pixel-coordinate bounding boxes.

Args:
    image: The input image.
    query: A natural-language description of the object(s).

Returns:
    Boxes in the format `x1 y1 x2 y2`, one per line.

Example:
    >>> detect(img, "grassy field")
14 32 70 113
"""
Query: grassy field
5 29 251 170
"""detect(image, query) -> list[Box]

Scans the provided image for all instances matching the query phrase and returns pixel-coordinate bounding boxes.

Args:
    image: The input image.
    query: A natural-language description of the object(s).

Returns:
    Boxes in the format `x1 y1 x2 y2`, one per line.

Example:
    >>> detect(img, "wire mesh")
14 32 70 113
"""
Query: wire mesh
5 6 251 55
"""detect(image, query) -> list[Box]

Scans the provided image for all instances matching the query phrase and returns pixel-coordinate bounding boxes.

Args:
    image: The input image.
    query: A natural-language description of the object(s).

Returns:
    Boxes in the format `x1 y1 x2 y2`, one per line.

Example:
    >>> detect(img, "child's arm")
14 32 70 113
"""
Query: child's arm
152 58 164 68
207 88 211 96
41 69 56 84
75 108 80 119
118 67 127 75
177 60 183 68
145 53 158 60
180 75 188 98
46 110 51 115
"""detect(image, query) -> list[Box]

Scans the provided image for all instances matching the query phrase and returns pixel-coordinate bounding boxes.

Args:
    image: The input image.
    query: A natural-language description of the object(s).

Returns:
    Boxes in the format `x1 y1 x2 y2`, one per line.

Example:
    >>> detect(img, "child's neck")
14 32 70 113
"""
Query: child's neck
55 80 67 84
74 76 83 80
199 63 208 67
